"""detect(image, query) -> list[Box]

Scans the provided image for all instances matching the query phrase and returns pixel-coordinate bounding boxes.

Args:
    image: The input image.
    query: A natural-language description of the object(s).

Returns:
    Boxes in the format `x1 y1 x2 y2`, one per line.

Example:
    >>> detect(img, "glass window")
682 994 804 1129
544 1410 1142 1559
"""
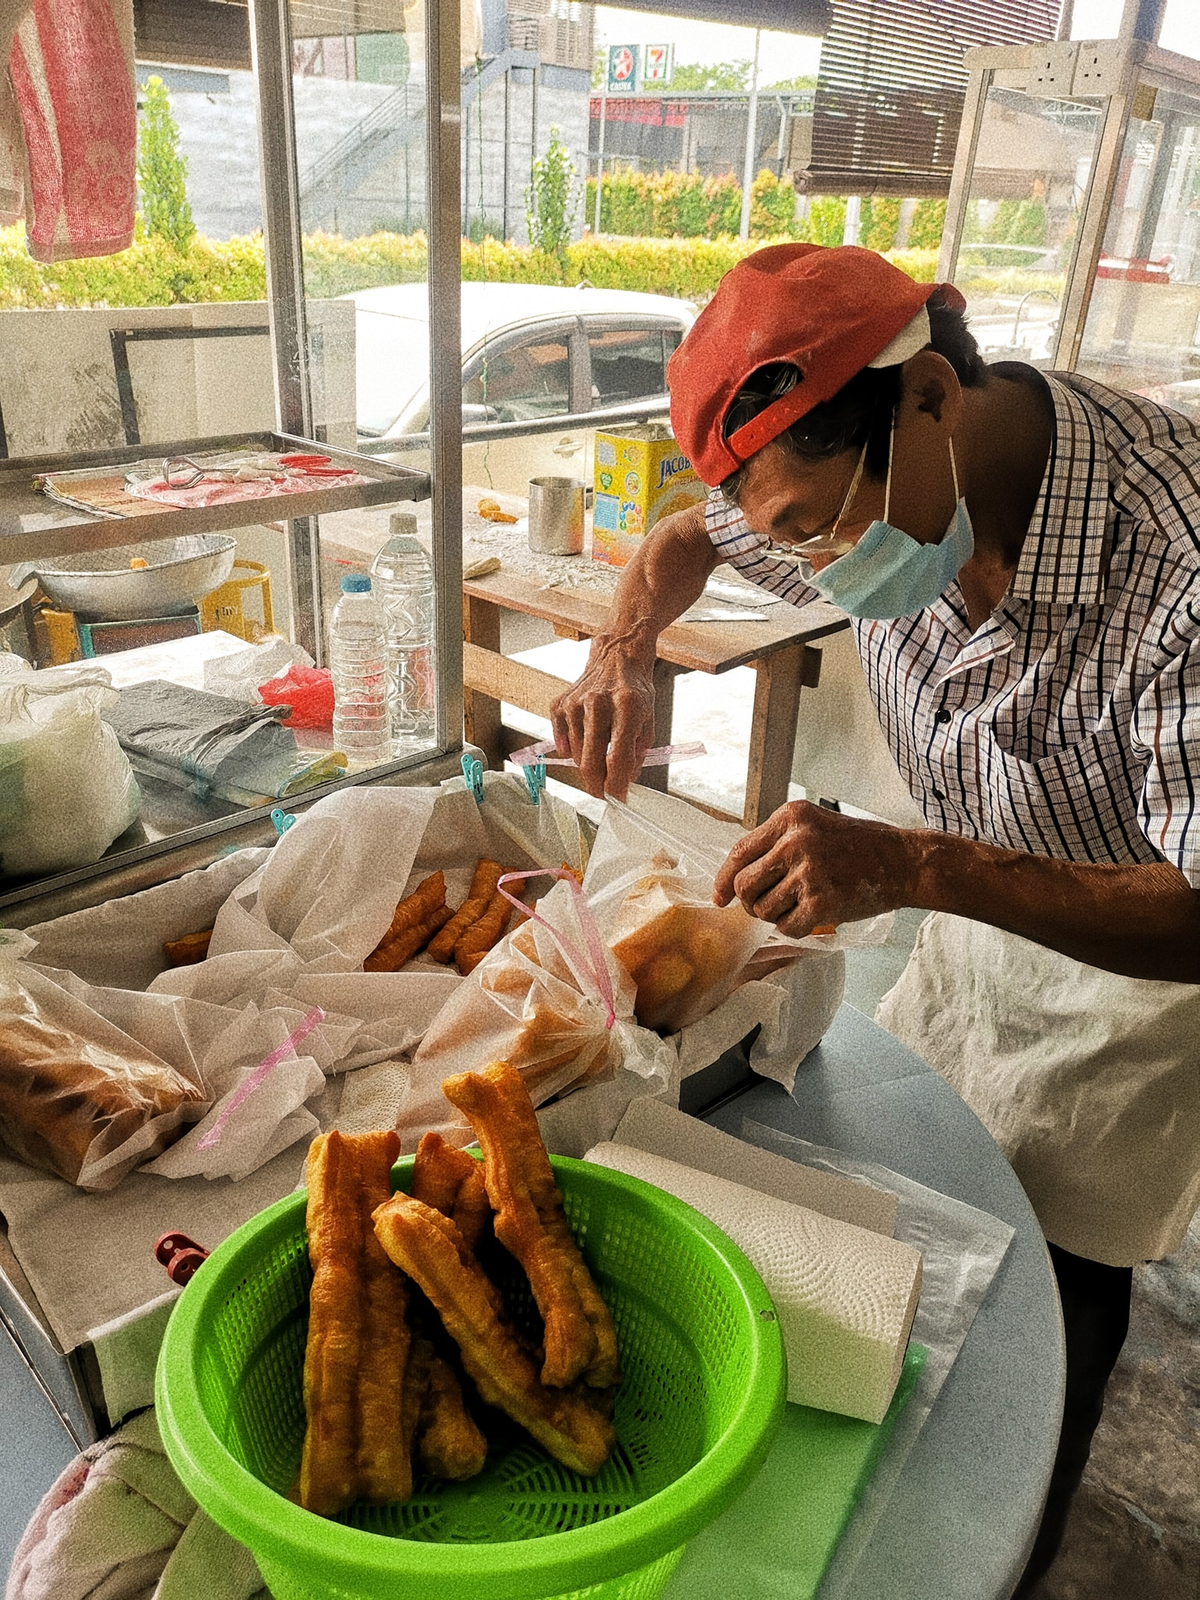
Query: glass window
950 85 1103 368
1076 87 1200 417
587 324 678 406
462 333 572 422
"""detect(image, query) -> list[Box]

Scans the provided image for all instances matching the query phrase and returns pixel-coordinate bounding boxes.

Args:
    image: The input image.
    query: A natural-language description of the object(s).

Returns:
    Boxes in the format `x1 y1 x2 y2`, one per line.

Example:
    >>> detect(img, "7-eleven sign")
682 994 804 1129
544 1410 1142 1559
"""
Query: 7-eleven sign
608 44 639 90
643 44 673 84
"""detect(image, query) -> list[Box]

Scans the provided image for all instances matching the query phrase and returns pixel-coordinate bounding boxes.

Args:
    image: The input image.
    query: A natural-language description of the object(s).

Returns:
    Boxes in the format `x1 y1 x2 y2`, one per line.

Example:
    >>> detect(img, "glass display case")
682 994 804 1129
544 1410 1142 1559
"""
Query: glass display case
938 29 1200 405
0 0 466 921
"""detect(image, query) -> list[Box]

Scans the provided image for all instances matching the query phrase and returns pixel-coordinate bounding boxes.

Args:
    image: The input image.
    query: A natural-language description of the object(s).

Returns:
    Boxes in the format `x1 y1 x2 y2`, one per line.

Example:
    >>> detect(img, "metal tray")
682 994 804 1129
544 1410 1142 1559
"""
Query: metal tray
0 431 430 566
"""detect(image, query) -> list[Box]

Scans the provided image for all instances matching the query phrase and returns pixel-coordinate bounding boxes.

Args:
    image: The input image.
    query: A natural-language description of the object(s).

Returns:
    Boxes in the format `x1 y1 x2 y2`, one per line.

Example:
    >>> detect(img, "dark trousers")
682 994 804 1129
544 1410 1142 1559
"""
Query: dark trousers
1013 1242 1134 1596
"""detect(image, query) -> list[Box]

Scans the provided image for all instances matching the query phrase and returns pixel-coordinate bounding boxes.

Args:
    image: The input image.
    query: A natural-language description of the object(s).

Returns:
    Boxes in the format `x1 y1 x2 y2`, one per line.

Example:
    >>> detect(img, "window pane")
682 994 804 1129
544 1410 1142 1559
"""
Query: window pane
467 335 571 422
1076 89 1200 417
588 326 668 406
950 85 1103 369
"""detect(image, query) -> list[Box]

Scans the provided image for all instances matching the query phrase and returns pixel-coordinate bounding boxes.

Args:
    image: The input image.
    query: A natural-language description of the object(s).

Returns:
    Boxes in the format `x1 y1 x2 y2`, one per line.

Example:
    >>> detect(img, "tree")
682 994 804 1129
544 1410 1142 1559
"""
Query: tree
137 76 195 252
761 73 818 91
669 60 753 92
525 127 579 261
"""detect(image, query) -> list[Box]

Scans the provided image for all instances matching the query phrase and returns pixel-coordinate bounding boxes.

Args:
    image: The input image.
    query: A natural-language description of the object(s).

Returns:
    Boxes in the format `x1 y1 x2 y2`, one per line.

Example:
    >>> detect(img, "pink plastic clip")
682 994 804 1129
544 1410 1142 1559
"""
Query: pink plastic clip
196 1005 326 1150
508 738 705 770
495 868 616 1030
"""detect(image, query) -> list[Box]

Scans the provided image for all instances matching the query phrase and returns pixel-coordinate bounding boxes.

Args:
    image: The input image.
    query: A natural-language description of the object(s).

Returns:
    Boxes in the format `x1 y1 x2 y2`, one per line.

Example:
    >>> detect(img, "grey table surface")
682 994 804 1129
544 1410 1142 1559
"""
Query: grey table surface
692 1004 1066 1600
1 1004 1064 1596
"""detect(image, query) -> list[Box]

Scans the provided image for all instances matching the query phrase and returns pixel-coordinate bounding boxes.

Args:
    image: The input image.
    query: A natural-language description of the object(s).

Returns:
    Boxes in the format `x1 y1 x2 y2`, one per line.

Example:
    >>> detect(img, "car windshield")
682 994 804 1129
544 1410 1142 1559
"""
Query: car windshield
354 307 430 436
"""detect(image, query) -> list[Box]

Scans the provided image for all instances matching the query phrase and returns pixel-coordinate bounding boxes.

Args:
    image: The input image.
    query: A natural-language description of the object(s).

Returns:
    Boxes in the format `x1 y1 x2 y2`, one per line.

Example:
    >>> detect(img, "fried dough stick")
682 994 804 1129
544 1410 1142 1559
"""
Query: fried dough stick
441 1063 620 1390
411 1130 492 1251
365 871 450 973
300 1129 414 1514
373 1194 615 1476
427 859 504 964
454 889 514 976
409 1131 490 1479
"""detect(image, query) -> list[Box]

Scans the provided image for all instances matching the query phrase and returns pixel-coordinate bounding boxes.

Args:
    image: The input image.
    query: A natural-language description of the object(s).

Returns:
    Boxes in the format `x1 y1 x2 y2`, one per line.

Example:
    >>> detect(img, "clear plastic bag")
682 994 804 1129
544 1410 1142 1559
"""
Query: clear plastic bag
0 946 204 1189
0 659 141 878
401 872 675 1149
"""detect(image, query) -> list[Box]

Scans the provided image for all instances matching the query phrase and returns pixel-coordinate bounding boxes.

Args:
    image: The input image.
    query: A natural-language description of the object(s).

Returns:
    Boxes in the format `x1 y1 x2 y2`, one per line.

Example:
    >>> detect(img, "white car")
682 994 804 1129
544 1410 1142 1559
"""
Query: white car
347 281 696 494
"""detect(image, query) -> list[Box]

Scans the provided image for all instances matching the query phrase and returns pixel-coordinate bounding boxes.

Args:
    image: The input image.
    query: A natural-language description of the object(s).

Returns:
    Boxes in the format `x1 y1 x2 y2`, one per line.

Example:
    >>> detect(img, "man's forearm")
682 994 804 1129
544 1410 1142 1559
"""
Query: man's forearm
910 831 1200 983
590 505 719 668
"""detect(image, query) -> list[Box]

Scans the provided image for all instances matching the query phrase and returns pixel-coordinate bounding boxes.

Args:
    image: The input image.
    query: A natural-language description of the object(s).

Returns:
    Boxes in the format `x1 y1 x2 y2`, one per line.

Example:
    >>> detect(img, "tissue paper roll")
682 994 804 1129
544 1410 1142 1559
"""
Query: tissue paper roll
585 1141 921 1424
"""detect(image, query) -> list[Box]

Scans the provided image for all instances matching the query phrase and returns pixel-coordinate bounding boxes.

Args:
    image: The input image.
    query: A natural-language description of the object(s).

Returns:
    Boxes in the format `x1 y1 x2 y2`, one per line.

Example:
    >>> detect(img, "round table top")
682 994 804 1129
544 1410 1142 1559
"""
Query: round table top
698 1003 1064 1600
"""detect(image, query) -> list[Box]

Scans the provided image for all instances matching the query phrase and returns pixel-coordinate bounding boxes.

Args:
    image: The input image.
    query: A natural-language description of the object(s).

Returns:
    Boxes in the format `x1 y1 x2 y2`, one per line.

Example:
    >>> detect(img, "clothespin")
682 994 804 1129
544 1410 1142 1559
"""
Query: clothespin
461 752 485 803
522 756 547 806
270 806 295 836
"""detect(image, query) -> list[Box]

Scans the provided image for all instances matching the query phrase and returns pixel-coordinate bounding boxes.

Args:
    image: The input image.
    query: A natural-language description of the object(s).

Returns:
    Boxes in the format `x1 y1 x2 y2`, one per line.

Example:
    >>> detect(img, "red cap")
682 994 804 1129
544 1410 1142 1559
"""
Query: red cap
667 244 965 486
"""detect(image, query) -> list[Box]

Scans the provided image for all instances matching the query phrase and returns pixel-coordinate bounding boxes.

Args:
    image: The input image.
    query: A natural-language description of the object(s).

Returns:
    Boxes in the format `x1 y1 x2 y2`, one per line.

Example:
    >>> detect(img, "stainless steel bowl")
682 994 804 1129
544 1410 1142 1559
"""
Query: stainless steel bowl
14 535 238 621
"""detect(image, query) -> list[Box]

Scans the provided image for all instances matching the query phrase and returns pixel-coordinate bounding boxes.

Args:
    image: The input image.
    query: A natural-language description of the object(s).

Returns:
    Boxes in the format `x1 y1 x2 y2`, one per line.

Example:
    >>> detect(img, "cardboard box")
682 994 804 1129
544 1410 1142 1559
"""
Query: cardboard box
591 424 706 566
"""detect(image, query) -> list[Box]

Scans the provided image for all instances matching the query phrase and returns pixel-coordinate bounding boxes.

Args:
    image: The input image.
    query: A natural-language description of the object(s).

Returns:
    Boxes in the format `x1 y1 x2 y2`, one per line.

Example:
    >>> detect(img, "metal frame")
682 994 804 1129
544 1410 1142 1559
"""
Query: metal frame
108 325 271 447
938 31 1200 375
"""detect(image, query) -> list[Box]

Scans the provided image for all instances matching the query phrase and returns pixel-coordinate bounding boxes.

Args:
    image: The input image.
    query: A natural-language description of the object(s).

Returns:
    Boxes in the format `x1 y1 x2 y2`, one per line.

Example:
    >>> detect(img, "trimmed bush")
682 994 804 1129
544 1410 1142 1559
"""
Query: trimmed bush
0 222 940 310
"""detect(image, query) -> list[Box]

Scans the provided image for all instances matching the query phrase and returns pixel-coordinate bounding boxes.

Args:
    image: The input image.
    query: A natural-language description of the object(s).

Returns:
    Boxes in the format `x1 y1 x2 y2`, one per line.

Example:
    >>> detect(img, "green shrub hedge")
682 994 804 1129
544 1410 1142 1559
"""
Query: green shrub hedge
0 221 939 310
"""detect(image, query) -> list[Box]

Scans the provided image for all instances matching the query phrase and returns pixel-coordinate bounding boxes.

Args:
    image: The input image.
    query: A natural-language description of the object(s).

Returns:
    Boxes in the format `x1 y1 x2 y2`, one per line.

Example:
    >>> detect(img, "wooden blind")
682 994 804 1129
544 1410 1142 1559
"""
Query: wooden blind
808 0 1062 196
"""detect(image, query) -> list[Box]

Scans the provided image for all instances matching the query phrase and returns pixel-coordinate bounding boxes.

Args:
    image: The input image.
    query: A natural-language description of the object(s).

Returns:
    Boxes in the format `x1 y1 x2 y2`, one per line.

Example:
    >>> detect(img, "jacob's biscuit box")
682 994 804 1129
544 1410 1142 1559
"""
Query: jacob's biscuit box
591 424 706 566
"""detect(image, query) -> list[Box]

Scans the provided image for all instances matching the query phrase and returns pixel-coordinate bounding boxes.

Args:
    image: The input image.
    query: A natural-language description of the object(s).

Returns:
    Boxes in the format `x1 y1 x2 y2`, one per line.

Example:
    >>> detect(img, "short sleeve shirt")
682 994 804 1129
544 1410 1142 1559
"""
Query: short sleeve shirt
705 371 1200 887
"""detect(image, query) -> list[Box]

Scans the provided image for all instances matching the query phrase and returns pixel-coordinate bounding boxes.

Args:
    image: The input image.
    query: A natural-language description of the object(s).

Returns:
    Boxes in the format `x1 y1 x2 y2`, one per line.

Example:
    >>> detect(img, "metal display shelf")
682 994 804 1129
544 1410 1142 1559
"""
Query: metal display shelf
0 430 430 565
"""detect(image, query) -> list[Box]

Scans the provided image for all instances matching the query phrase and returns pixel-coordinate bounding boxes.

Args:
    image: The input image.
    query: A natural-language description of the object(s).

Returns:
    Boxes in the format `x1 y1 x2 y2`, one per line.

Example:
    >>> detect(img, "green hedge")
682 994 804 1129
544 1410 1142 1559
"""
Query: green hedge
0 220 940 310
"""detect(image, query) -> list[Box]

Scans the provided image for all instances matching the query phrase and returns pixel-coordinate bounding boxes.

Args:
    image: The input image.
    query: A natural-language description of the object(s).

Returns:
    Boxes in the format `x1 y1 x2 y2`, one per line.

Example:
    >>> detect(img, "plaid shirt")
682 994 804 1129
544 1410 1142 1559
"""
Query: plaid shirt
705 372 1200 886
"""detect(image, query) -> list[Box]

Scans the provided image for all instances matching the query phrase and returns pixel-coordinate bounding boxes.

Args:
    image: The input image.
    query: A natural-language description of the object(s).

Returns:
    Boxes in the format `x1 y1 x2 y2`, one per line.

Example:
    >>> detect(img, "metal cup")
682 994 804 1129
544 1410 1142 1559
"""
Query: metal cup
528 477 589 555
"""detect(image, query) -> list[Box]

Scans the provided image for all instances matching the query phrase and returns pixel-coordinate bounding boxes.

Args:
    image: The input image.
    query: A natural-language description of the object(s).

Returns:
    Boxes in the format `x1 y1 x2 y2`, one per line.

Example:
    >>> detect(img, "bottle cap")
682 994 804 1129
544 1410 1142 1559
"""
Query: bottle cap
389 511 419 537
341 573 371 593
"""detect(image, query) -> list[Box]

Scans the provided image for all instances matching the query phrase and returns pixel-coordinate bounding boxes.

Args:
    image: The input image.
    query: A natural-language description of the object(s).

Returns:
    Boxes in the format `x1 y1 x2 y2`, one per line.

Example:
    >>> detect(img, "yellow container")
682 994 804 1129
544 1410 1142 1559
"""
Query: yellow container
200 560 275 643
592 424 706 567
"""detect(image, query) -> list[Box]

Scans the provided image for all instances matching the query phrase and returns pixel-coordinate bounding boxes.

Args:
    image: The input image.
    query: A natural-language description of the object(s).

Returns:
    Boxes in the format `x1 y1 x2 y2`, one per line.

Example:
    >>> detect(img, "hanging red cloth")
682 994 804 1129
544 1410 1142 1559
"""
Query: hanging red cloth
0 0 136 261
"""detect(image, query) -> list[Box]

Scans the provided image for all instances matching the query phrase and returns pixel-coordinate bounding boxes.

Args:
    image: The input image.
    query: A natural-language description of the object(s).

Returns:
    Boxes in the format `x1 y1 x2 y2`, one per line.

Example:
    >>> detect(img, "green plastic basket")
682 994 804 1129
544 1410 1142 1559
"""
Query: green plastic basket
156 1154 785 1600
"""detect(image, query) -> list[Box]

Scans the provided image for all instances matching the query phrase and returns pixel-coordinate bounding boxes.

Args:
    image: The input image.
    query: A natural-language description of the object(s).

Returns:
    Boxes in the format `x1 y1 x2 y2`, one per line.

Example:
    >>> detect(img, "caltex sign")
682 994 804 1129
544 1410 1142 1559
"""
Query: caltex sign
607 43 639 91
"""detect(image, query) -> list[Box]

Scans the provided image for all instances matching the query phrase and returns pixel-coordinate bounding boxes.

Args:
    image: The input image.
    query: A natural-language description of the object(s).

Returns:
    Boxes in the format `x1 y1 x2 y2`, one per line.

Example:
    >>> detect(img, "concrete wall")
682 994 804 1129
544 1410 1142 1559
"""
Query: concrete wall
140 60 591 246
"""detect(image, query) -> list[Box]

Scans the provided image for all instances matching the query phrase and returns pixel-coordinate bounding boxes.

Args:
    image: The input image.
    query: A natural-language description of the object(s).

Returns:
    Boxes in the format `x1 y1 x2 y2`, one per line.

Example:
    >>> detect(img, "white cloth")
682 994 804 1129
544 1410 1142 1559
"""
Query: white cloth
4 1409 265 1600
876 912 1200 1267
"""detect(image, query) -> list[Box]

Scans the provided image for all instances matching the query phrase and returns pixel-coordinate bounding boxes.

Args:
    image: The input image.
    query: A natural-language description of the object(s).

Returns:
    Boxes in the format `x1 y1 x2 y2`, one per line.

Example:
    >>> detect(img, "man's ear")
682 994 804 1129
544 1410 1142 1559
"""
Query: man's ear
898 350 963 433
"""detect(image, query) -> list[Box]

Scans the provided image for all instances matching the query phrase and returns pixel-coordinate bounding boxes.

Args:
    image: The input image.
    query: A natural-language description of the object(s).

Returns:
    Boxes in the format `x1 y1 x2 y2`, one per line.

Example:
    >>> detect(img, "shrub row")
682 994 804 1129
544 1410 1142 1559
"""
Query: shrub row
0 221 940 310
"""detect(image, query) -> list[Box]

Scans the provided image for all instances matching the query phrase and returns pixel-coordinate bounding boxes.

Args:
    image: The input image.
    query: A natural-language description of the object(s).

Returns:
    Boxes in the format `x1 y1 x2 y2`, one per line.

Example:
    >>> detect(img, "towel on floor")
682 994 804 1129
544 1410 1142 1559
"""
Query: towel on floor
5 1408 266 1600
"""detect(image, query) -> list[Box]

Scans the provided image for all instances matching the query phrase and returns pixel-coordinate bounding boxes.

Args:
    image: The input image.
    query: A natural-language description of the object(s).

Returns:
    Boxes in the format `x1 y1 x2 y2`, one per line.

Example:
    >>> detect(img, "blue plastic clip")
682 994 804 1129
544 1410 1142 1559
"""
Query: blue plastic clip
522 757 546 806
461 753 485 803
270 807 296 836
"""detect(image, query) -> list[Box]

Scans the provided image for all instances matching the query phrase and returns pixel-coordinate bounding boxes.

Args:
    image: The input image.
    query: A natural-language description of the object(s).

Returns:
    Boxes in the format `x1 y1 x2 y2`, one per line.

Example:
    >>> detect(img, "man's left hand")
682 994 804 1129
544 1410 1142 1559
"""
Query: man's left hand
712 800 917 936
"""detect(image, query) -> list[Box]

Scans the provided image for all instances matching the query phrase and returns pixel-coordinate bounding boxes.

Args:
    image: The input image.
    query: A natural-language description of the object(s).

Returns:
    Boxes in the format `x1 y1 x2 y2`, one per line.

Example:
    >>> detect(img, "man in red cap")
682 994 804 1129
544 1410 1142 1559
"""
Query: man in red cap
550 243 1200 1591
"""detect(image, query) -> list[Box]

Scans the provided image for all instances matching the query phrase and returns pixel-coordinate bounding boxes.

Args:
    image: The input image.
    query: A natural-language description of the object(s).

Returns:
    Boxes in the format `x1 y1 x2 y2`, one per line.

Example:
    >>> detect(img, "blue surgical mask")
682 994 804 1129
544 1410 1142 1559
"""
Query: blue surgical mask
806 428 974 620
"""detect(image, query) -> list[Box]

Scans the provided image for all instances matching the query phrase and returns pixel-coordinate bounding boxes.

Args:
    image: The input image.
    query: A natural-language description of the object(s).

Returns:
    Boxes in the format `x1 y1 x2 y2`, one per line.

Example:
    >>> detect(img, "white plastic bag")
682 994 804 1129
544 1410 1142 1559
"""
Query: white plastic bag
0 659 140 877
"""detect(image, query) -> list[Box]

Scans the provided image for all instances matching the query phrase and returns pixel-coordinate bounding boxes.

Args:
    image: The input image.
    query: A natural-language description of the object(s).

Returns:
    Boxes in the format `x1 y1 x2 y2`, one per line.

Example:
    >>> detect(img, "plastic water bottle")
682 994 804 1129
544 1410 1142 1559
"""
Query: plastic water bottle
370 512 436 754
329 573 391 767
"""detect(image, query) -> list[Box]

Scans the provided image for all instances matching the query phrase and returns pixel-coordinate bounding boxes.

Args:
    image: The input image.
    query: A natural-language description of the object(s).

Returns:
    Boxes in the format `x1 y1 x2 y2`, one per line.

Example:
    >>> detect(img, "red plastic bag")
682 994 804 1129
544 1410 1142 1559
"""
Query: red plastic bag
258 665 335 730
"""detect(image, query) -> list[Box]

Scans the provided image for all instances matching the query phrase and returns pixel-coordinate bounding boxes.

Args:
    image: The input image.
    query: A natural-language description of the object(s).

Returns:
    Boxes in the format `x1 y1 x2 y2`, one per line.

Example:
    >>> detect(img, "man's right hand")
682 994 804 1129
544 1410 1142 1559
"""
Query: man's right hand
549 643 655 799
548 503 718 799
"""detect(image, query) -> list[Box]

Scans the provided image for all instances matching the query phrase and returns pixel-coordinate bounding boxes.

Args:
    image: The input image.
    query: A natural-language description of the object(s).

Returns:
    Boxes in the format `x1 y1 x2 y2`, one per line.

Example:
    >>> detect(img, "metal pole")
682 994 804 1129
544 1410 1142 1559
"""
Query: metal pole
594 85 607 234
248 0 322 663
425 0 464 754
503 67 511 238
739 29 761 242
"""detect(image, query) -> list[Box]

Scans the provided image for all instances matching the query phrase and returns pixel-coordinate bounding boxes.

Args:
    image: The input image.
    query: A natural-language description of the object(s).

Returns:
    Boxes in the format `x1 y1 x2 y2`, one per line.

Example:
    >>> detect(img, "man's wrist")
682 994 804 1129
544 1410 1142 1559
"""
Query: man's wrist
588 619 658 676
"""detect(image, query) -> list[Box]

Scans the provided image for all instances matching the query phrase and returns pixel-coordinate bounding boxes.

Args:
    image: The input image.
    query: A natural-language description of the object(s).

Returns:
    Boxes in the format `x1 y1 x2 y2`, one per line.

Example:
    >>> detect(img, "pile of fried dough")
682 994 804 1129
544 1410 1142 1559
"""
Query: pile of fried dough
163 858 521 976
298 1062 621 1517
363 859 519 975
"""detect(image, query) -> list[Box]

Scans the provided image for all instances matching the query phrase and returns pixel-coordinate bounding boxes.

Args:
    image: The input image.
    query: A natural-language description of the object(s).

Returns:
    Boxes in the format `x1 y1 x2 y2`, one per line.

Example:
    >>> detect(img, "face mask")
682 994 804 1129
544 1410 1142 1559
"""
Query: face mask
806 427 974 621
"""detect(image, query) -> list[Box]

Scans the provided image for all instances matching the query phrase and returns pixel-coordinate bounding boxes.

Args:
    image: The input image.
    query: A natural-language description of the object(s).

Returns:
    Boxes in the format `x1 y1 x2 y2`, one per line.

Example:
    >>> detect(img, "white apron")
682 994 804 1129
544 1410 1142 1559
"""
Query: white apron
875 913 1200 1268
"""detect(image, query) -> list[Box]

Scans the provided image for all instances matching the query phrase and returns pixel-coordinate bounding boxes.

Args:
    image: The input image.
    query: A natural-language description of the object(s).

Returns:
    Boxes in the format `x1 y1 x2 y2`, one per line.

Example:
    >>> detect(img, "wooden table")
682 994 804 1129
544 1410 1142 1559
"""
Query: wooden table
462 564 849 829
